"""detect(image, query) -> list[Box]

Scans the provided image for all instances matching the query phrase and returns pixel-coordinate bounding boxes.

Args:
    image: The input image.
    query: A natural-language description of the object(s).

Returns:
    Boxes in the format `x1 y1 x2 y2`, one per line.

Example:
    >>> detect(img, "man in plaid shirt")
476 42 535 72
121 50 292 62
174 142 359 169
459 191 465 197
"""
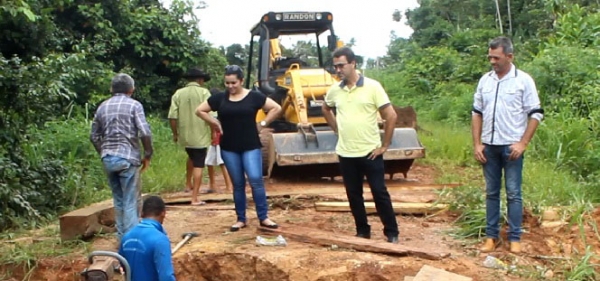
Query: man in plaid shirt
90 73 154 239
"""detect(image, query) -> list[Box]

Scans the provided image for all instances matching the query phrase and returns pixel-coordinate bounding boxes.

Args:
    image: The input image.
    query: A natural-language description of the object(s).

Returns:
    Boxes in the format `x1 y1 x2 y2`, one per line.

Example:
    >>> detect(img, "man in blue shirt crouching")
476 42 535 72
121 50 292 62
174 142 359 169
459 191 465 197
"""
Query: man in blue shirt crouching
119 196 176 281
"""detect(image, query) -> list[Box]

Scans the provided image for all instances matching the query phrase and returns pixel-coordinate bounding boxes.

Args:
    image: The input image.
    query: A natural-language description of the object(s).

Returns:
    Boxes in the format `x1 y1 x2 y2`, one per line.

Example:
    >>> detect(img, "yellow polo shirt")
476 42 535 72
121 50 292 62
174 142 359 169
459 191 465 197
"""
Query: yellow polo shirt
324 75 390 157
167 82 212 148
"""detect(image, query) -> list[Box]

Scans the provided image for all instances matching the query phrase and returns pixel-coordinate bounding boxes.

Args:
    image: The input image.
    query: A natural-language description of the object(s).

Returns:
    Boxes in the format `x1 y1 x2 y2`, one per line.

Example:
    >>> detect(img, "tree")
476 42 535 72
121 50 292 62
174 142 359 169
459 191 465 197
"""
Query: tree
224 44 247 67
0 0 228 229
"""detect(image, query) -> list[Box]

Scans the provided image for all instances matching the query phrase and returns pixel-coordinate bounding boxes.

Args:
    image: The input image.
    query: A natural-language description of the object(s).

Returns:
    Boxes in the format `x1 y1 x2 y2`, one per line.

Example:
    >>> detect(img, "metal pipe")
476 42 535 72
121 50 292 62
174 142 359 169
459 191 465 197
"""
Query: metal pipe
88 251 131 281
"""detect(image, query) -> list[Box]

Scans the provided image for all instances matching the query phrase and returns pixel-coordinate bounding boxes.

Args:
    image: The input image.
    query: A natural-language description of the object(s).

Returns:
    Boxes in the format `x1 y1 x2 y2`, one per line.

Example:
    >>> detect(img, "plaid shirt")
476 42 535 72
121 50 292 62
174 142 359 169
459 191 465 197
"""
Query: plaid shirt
90 94 152 165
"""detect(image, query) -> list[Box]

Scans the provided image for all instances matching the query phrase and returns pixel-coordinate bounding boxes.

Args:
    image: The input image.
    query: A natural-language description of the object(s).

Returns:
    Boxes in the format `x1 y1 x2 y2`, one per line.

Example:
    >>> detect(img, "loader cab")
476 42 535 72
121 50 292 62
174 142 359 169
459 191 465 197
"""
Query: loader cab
245 11 340 95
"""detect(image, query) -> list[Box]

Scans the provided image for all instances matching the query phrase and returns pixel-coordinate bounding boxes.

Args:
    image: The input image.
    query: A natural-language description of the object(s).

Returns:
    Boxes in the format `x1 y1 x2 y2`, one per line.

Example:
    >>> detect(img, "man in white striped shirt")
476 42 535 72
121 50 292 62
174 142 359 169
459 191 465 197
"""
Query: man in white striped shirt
471 36 544 254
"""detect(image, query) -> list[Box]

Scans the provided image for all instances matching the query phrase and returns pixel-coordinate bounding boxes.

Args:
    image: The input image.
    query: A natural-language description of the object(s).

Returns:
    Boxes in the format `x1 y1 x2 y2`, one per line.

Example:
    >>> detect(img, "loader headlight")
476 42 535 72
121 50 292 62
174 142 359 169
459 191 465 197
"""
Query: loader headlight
316 13 322 20
275 14 282 20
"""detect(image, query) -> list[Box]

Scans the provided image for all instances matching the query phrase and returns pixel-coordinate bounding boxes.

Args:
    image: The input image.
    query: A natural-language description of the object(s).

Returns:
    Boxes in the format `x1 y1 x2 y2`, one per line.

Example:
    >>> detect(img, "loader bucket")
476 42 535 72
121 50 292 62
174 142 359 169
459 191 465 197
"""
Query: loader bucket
262 128 425 180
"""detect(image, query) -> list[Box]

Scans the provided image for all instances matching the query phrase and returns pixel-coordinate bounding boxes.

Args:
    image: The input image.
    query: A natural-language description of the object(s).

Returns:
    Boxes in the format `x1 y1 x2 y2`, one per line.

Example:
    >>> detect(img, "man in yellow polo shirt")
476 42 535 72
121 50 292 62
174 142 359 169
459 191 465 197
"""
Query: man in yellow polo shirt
168 67 212 205
322 47 399 244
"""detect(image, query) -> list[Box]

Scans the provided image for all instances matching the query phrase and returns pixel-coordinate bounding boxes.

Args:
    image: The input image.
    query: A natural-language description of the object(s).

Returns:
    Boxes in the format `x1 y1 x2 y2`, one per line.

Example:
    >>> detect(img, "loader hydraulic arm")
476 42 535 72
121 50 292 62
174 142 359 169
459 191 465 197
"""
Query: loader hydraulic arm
269 38 282 69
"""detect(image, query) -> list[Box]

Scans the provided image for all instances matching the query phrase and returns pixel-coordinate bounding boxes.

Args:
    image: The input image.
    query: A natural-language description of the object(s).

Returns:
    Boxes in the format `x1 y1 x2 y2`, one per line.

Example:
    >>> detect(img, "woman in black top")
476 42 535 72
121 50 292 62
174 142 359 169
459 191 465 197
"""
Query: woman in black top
196 65 282 231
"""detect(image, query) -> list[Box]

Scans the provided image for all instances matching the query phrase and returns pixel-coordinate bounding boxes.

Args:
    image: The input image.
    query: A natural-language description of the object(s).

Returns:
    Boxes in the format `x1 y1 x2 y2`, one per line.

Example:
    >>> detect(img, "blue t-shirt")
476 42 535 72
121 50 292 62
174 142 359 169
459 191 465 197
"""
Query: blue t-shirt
119 219 176 281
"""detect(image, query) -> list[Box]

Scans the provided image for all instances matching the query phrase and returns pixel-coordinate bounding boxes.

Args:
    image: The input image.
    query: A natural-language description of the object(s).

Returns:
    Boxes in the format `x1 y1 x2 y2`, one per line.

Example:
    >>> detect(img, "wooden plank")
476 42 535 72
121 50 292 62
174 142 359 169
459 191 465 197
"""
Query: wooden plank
163 193 233 204
162 185 454 205
314 202 448 215
258 225 450 260
166 205 235 211
413 265 472 281
319 193 438 204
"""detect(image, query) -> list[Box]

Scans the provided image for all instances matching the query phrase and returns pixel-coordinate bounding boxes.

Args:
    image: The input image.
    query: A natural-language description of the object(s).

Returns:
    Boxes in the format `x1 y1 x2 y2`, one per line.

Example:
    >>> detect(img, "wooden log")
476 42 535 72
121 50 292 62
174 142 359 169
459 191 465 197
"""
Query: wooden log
163 185 454 205
413 265 472 281
314 202 448 215
59 199 116 241
59 194 149 241
258 225 450 260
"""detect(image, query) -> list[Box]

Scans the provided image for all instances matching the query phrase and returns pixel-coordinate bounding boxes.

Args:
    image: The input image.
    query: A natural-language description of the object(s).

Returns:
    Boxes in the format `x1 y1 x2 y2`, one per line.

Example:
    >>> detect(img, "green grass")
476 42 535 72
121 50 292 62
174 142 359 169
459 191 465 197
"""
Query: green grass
417 120 599 279
562 247 600 281
139 118 190 194
39 116 200 205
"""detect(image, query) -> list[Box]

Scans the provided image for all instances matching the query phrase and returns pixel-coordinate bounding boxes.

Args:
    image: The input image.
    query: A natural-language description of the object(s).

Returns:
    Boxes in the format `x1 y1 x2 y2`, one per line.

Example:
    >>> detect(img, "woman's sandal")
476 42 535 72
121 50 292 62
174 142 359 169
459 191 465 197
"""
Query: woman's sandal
229 222 247 232
259 220 279 229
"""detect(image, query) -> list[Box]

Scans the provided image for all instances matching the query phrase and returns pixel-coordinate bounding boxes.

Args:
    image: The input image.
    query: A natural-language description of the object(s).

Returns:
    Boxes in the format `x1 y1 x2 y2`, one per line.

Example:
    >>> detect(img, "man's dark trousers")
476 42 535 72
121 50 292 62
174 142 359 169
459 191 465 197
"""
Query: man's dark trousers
338 154 399 237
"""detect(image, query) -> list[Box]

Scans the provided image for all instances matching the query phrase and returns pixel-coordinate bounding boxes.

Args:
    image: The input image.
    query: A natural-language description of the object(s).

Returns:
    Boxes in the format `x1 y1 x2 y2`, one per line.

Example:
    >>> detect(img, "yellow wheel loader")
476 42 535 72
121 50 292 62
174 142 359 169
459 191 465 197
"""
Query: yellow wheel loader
246 11 425 180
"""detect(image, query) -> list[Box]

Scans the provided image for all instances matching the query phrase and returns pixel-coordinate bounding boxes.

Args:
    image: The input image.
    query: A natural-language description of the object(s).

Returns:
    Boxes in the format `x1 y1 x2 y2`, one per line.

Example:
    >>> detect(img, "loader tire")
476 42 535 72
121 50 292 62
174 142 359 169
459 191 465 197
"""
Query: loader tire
259 129 273 177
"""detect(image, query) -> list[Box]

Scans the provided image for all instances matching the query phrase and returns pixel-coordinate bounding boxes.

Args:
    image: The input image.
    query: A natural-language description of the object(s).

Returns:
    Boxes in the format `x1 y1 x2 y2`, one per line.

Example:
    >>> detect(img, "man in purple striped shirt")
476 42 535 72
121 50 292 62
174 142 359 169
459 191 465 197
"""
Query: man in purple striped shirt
91 73 154 239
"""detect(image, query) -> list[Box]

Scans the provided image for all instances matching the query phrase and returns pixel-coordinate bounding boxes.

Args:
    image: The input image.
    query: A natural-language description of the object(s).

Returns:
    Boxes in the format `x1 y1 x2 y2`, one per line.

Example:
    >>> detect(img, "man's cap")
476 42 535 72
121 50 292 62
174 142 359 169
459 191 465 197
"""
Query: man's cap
183 67 211 82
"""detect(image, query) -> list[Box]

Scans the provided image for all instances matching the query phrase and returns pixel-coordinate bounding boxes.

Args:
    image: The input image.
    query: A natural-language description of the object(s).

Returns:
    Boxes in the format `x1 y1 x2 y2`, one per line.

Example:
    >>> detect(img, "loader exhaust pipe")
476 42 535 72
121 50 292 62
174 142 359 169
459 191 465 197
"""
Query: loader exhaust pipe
258 27 276 96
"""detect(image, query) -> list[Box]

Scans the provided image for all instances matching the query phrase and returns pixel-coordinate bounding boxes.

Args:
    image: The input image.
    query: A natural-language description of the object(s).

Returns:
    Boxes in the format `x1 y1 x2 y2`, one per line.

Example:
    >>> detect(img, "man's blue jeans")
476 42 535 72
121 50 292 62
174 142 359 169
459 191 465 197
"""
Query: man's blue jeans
483 145 524 242
102 155 140 238
220 148 269 223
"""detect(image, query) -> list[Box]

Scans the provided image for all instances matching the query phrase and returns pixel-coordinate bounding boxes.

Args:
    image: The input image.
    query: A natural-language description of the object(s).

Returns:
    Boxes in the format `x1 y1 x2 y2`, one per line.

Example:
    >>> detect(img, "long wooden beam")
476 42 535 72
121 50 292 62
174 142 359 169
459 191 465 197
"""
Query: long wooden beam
314 202 448 215
258 225 450 260
162 184 457 204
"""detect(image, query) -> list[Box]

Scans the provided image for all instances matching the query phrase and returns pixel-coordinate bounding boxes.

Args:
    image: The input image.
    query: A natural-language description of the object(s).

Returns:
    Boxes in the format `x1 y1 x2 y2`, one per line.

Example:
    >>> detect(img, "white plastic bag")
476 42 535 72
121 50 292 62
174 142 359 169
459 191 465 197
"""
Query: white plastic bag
482 255 507 270
255 235 287 246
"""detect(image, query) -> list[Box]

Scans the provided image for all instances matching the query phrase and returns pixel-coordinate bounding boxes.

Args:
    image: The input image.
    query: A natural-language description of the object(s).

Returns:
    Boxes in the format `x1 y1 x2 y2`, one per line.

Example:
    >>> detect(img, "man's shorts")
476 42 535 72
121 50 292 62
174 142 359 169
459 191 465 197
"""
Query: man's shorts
205 145 224 166
185 147 207 168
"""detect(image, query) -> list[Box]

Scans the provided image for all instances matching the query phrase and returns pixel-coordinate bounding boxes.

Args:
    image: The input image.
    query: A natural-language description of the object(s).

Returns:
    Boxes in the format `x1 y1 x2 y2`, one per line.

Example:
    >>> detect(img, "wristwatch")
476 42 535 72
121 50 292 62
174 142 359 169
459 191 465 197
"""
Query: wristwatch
260 120 267 127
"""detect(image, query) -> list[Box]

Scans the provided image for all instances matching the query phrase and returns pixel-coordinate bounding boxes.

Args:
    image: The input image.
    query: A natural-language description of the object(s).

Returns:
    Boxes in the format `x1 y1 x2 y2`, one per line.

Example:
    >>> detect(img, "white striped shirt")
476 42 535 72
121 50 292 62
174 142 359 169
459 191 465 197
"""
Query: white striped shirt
472 64 544 145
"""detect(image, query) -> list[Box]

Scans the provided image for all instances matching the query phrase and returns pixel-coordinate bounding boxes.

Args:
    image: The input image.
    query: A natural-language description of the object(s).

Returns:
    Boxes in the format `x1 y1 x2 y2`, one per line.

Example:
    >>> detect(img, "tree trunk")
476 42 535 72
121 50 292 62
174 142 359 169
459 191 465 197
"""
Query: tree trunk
494 0 504 34
507 0 513 35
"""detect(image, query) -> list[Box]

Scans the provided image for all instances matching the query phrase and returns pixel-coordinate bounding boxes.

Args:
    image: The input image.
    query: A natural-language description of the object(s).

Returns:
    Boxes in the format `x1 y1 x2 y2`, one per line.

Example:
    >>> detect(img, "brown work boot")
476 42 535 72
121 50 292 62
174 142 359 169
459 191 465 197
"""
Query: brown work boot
480 238 499 252
510 241 521 253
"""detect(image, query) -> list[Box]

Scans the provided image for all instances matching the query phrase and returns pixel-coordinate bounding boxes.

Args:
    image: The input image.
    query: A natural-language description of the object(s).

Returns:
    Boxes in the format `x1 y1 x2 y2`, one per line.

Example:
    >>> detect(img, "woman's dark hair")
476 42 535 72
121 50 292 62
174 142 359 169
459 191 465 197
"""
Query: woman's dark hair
224 65 244 80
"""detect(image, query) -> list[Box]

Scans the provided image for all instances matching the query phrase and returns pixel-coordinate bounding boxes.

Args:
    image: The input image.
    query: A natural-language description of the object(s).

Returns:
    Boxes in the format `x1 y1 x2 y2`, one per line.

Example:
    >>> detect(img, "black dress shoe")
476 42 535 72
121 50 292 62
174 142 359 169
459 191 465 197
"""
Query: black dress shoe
386 235 399 244
355 233 371 239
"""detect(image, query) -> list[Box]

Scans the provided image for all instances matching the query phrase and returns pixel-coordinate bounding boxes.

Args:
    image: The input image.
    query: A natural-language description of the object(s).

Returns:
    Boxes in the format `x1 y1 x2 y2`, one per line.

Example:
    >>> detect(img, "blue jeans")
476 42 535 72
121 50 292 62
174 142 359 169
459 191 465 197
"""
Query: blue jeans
102 155 141 238
220 148 269 223
483 145 524 242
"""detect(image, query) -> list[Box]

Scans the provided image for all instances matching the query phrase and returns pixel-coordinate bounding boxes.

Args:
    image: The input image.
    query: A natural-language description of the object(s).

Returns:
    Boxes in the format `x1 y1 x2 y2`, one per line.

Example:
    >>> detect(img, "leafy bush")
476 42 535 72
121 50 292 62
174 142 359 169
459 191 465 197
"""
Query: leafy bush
0 52 102 229
530 112 600 178
522 46 600 117
0 148 67 229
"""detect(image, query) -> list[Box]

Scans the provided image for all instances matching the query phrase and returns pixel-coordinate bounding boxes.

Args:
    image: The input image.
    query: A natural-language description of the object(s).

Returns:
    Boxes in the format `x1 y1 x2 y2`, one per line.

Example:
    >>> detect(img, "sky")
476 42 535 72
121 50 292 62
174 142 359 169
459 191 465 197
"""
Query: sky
160 0 419 59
